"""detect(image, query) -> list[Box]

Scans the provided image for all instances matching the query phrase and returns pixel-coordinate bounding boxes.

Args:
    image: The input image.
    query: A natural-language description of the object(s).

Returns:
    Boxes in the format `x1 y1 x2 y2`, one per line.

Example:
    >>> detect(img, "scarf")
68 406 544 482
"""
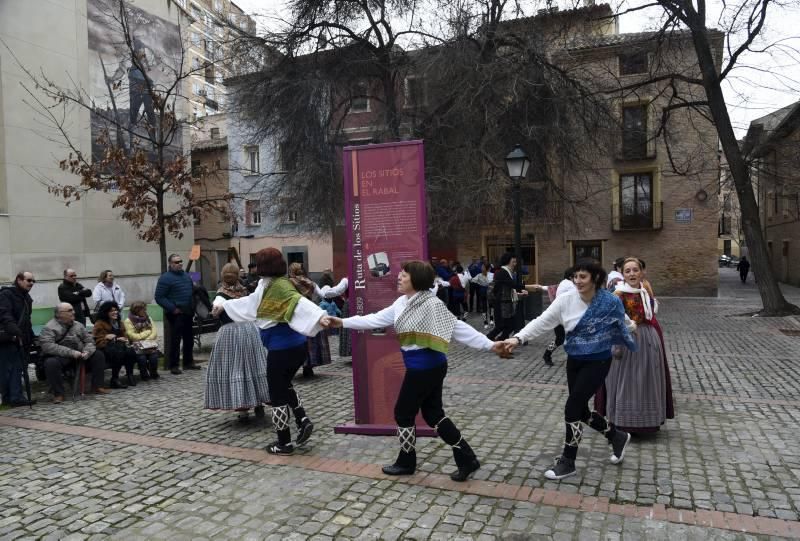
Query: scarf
395 291 457 354
128 313 152 332
257 277 302 322
289 275 316 300
615 282 657 321
218 281 247 299
564 289 636 356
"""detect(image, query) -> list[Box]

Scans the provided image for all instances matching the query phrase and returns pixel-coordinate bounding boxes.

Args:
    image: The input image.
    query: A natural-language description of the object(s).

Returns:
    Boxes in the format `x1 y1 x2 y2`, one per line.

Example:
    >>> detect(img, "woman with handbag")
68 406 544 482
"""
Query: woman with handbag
124 301 160 381
92 302 137 388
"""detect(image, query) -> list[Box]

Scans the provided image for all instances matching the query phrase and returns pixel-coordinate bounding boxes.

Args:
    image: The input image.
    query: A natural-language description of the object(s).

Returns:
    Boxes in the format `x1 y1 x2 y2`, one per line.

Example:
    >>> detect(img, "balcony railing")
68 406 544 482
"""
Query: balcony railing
612 201 663 231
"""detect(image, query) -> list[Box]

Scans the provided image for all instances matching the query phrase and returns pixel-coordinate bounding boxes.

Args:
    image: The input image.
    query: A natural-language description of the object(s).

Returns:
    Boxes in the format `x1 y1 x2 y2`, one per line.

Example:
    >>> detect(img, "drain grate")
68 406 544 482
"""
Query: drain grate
779 328 800 336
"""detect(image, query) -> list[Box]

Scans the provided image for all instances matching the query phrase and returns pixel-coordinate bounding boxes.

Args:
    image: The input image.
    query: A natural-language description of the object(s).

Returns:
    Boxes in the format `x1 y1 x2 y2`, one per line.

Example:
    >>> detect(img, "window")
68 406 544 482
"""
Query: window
210 127 220 139
286 210 298 224
783 241 789 257
622 105 648 159
245 146 259 175
350 82 369 113
205 83 215 101
192 5 203 20
192 57 202 71
619 173 653 229
215 23 224 37
767 191 774 218
572 241 602 264
719 215 732 235
619 51 648 76
404 76 426 107
191 31 202 47
192 82 202 96
214 0 223 12
245 200 261 225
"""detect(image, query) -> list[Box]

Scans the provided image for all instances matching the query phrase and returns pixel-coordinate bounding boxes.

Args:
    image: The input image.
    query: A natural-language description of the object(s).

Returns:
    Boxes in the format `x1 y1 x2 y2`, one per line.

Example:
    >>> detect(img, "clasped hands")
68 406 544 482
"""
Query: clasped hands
491 337 522 358
319 316 343 328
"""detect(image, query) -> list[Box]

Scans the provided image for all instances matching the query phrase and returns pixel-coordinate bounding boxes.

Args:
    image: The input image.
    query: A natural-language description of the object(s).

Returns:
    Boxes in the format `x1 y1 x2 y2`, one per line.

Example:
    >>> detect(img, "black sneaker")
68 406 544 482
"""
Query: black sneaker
295 418 314 446
450 458 480 482
266 441 295 455
544 456 576 480
610 430 631 464
543 350 554 367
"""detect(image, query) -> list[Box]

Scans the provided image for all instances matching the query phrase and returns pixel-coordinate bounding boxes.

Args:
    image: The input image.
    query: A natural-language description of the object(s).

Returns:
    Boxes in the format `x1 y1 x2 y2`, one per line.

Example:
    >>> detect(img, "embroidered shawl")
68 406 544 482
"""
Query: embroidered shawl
395 291 457 354
289 275 316 300
615 282 657 322
218 281 247 300
257 277 302 323
127 313 152 333
564 289 636 356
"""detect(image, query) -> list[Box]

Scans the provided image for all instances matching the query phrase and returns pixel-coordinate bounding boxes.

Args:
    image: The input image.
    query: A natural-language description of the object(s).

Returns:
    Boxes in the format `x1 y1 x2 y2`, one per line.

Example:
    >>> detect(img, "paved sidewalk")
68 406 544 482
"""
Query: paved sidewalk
2 268 800 539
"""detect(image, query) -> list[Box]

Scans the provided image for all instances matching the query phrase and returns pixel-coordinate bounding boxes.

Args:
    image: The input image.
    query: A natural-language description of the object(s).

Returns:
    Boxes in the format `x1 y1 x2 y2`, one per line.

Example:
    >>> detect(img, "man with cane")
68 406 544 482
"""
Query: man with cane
0 272 36 407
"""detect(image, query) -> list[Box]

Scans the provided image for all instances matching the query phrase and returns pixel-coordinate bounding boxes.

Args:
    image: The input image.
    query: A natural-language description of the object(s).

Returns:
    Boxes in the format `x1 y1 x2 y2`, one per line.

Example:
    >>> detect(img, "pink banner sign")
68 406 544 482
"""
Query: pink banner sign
335 140 432 436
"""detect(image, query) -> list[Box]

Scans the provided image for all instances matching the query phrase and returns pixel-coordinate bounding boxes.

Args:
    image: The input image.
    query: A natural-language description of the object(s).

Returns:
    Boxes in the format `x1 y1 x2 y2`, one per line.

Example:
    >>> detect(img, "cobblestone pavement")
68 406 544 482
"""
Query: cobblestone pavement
2 268 800 539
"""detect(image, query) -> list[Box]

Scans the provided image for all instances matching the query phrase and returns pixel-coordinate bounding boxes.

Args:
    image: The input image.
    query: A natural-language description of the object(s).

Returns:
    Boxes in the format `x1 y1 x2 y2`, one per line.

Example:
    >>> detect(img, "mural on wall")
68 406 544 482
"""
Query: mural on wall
87 0 184 161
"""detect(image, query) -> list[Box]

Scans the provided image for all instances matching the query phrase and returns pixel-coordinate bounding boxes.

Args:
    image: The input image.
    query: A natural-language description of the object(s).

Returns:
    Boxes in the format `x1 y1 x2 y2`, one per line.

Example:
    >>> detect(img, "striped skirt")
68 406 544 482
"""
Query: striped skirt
204 322 271 410
602 323 670 431
305 332 332 368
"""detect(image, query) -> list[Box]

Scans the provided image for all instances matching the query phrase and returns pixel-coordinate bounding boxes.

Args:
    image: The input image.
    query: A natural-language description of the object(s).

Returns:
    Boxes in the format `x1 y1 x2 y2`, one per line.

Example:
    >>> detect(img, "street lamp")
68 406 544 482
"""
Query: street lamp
505 144 530 290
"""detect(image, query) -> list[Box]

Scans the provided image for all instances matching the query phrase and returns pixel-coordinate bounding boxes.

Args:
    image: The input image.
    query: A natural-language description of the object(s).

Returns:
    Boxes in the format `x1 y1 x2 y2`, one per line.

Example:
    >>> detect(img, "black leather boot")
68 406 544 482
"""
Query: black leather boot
450 439 480 482
382 426 416 475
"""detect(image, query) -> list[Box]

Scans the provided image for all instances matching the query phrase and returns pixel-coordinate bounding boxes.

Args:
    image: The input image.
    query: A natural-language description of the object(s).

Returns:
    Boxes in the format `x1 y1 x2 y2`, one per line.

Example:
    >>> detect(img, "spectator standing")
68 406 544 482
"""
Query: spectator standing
470 264 492 328
467 257 484 313
737 256 751 283
606 258 625 292
92 270 126 311
41 303 110 402
58 269 92 326
448 265 466 320
92 302 137 388
155 254 198 375
0 272 36 407
487 253 528 341
124 301 160 380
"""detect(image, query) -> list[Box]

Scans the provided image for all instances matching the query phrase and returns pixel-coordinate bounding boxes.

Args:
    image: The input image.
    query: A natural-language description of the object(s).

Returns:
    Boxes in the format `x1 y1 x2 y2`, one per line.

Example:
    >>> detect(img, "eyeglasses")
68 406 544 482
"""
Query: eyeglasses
172 260 183 265
24 279 35 284
67 274 77 278
58 308 74 313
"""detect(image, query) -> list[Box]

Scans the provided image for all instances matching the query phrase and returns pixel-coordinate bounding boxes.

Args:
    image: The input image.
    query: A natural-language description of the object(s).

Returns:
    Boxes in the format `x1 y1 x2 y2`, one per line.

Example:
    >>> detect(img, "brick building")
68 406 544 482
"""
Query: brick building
742 101 800 287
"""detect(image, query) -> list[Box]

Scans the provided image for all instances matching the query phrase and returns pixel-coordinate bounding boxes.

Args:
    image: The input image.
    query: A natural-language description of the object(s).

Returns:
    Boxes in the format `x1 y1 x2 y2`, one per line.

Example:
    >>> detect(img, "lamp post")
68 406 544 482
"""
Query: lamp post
505 144 531 291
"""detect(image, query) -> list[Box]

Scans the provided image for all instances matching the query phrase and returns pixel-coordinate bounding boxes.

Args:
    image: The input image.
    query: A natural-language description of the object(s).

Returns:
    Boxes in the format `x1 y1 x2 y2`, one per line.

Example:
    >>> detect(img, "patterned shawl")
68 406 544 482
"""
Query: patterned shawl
615 282 657 321
218 281 247 300
257 277 302 323
289 275 316 300
127 313 152 332
564 289 636 356
395 291 457 354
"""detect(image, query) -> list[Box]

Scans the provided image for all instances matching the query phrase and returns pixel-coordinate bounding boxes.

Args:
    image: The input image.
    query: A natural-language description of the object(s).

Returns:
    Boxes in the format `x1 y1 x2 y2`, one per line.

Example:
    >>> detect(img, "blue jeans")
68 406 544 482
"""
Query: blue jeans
0 342 24 404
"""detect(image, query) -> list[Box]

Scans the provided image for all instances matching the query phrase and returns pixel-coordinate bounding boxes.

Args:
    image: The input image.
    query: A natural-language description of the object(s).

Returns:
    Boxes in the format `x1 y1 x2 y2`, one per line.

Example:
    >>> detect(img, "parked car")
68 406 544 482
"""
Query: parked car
719 255 732 267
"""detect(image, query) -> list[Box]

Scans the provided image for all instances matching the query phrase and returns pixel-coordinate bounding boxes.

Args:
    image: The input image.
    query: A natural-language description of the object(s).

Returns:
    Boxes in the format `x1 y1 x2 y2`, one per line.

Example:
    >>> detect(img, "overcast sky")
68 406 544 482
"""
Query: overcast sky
233 0 800 136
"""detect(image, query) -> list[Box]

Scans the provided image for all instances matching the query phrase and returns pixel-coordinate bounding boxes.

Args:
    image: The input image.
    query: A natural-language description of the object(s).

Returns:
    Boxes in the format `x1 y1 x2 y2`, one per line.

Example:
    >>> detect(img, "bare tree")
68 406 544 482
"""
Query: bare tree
597 0 800 315
10 0 231 273
227 0 617 234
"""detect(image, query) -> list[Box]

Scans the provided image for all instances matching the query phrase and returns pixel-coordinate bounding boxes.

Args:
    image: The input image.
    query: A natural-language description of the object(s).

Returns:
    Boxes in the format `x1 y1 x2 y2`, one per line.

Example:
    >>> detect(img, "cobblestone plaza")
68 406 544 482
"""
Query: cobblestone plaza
2 268 800 540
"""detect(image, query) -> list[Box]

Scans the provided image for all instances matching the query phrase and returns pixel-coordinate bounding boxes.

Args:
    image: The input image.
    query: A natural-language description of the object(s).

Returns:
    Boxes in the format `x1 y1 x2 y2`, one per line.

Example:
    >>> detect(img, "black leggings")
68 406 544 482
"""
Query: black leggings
266 344 306 407
394 363 463 445
563 357 615 460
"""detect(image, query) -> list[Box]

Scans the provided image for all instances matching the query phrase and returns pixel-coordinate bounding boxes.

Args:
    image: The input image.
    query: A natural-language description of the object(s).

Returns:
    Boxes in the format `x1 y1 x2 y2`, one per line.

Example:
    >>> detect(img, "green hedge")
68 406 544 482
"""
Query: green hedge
30 303 165 327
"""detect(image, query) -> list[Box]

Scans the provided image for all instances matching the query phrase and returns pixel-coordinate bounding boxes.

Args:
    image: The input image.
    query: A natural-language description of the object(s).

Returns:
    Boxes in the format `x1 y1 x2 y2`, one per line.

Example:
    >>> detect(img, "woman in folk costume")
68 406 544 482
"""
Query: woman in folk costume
329 261 506 482
595 257 675 433
288 262 332 378
204 263 271 422
502 259 637 480
212 249 330 455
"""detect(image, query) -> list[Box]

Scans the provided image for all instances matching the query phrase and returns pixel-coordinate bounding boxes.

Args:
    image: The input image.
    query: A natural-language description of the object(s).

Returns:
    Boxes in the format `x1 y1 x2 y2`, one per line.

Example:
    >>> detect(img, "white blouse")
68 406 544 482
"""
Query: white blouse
214 278 325 336
514 291 635 344
343 294 495 351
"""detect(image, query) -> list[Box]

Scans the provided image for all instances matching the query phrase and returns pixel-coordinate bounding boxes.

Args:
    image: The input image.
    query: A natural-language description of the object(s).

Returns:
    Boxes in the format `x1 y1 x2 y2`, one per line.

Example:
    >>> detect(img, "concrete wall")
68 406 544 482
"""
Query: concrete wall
0 0 193 307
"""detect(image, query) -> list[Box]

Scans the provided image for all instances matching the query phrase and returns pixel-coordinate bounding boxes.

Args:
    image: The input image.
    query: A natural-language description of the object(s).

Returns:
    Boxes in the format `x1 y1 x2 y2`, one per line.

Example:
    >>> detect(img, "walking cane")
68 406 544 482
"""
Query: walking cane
17 340 33 409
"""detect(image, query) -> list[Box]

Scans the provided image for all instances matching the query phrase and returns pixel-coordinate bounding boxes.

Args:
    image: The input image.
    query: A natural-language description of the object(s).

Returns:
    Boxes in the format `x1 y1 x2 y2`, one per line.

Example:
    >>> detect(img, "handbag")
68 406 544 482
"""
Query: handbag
133 339 159 353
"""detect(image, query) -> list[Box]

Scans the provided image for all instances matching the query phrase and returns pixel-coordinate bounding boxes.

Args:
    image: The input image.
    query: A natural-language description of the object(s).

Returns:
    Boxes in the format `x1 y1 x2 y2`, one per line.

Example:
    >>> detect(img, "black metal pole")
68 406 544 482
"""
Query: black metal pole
513 176 523 290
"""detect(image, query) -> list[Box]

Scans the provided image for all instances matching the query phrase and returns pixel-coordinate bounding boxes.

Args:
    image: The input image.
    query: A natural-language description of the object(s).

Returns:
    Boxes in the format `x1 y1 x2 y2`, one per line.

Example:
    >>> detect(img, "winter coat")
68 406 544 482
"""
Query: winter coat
0 285 34 346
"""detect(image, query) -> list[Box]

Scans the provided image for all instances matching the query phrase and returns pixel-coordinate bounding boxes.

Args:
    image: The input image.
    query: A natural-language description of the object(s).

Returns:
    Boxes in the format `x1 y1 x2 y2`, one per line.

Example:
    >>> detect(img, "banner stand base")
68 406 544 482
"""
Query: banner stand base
334 423 436 437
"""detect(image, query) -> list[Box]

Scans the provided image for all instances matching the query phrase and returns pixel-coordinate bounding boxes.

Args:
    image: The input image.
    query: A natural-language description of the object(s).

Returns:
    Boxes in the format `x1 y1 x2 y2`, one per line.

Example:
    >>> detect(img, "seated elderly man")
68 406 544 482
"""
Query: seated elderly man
40 303 110 403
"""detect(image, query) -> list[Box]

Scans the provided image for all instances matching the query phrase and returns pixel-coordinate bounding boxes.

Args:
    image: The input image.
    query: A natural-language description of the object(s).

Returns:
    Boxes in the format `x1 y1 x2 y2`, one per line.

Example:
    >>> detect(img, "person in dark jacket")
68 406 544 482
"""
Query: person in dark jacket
487 253 528 341
57 269 92 326
0 272 36 407
737 256 751 283
155 254 198 374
